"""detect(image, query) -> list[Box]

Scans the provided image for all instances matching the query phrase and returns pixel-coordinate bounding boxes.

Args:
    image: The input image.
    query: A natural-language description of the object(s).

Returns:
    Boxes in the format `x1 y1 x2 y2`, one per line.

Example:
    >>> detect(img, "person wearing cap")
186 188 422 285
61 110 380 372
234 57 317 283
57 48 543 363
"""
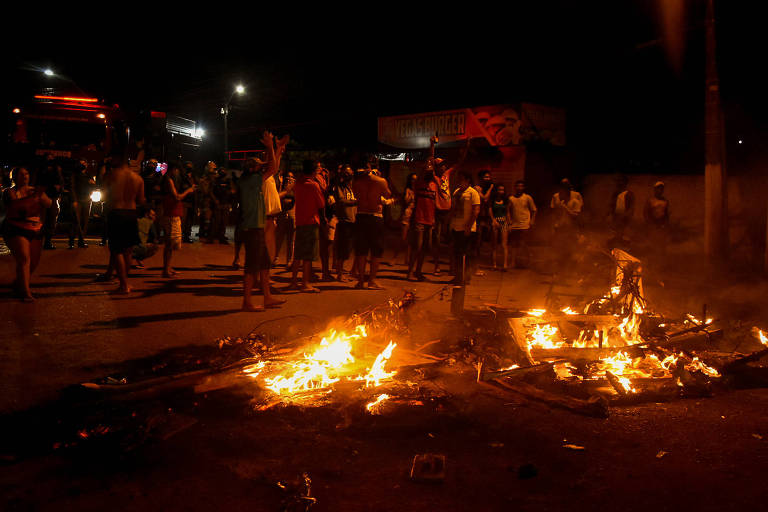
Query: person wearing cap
430 135 469 277
550 178 584 269
644 181 670 260
238 132 287 311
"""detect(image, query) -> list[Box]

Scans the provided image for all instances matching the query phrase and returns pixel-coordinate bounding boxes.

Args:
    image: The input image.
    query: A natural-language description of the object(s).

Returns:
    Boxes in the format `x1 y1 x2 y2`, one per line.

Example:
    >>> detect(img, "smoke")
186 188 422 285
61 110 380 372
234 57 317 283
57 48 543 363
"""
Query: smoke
657 0 688 76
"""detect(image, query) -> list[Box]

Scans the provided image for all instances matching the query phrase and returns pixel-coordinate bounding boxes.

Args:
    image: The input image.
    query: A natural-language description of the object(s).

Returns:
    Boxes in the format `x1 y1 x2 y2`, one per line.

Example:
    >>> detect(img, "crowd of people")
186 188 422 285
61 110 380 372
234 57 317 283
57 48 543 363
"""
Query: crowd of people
1 133 671 306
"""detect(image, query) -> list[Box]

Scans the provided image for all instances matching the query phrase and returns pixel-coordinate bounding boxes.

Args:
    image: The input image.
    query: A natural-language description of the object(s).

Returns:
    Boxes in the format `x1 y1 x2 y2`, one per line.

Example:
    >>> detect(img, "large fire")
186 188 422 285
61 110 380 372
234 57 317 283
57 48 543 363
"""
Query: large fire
244 325 399 403
519 249 722 395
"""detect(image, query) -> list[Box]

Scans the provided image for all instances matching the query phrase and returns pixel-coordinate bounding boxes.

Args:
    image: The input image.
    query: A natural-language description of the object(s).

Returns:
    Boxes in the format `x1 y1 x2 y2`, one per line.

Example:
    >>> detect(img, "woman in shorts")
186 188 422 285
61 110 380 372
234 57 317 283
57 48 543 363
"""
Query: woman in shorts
2 167 52 301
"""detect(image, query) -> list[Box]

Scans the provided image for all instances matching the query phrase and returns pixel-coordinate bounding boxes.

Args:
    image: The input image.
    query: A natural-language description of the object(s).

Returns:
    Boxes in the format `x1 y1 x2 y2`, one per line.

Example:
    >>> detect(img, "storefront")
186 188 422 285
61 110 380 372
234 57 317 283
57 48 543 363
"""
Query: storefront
377 103 566 192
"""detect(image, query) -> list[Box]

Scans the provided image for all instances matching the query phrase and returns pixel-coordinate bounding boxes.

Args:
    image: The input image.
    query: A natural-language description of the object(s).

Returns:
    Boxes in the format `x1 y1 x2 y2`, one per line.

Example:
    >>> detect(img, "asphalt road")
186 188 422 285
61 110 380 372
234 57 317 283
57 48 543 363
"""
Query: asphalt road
2 237 768 511
0 235 548 413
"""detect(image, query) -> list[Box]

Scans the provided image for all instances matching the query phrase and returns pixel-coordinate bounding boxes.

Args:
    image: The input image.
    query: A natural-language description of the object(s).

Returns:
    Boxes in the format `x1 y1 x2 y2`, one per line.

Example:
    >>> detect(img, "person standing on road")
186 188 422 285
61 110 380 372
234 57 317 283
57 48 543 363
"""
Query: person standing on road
161 163 195 278
430 135 469 276
644 181 670 261
550 178 583 269
392 172 417 265
97 156 112 247
239 132 288 311
105 148 145 294
608 174 635 248
507 180 537 269
450 170 481 285
2 167 52 301
69 159 95 249
407 163 438 282
473 169 494 271
38 156 64 250
314 162 334 282
212 167 233 244
181 162 197 243
196 162 217 242
489 184 509 270
332 165 357 281
264 161 283 264
274 170 296 267
352 167 391 290
288 160 326 292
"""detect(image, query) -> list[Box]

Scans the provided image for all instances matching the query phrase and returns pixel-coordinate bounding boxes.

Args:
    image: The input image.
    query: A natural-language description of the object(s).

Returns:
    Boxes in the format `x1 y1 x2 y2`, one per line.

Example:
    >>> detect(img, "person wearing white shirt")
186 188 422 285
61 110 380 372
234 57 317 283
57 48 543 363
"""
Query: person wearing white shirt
507 180 537 268
550 178 583 269
450 170 482 285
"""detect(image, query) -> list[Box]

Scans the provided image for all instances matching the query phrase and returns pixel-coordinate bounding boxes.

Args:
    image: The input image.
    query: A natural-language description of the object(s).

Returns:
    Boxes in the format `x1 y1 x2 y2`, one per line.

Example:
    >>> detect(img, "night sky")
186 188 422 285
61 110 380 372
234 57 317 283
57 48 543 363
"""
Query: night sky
3 1 765 173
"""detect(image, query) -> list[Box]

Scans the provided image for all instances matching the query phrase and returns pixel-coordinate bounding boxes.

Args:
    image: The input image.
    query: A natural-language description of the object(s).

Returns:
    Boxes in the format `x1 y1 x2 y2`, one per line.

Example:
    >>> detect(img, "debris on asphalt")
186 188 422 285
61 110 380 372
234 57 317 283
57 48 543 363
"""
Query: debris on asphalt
410 454 446 483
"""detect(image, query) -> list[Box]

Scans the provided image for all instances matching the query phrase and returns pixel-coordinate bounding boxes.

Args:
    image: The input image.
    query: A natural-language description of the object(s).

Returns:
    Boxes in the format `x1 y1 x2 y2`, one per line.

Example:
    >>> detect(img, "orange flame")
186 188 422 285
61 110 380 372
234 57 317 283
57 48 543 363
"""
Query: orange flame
366 394 390 414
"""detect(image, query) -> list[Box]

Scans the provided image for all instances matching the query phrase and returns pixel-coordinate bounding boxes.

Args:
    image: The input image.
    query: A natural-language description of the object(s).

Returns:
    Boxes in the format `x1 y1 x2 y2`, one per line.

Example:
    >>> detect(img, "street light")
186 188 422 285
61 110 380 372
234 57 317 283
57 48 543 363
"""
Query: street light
43 68 54 76
223 84 245 161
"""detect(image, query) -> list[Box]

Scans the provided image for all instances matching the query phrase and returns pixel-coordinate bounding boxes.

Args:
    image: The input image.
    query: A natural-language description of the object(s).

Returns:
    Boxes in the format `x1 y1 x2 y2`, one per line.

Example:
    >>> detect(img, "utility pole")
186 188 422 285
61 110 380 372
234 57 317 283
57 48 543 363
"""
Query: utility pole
222 84 245 165
223 105 229 162
704 0 728 261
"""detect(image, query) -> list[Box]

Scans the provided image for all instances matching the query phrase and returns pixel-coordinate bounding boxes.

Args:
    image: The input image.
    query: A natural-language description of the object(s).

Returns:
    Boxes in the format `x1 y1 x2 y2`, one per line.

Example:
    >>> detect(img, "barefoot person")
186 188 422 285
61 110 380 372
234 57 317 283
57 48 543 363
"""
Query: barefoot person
161 163 195 277
2 167 52 301
288 160 326 293
105 149 145 294
332 165 357 281
352 167 391 289
239 132 288 311
407 164 438 282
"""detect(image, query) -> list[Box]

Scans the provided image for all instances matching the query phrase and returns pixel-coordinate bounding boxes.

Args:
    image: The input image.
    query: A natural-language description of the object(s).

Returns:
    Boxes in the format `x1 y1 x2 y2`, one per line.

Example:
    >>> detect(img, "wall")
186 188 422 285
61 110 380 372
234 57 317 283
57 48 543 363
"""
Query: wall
579 173 765 262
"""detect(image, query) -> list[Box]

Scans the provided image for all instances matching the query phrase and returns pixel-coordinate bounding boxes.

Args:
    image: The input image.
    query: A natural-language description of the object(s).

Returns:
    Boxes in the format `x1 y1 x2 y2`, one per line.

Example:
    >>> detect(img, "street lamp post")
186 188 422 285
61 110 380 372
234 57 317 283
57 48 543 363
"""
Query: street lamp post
222 84 245 162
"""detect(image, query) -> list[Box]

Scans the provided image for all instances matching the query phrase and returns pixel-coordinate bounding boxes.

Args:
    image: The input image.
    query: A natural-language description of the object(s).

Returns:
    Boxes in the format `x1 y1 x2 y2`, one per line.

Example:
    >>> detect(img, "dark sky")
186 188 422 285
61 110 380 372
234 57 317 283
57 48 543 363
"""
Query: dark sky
3 1 765 172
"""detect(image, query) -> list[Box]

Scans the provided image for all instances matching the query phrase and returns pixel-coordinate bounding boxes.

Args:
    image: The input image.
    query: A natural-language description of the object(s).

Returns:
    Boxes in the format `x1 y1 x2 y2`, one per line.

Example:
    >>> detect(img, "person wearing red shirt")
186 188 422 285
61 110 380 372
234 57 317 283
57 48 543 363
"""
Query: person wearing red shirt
352 167 391 289
407 165 438 281
288 161 326 292
161 164 195 278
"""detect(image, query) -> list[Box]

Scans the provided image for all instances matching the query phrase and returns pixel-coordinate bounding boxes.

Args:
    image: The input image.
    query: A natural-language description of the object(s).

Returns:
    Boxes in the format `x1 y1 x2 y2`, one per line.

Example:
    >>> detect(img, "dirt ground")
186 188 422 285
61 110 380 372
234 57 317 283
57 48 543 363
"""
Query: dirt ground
2 234 768 511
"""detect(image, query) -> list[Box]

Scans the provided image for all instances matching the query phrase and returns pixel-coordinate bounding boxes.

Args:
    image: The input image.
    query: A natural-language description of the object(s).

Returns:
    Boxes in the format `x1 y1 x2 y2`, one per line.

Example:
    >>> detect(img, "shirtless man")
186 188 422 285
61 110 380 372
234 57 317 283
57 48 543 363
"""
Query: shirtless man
105 148 146 293
352 168 391 289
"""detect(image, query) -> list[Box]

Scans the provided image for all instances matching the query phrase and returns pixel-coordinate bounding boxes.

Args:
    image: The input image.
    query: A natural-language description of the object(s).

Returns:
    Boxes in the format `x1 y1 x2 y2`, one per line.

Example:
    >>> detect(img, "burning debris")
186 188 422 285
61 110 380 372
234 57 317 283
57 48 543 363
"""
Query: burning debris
229 292 446 412
223 249 768 419
33 255 764 463
481 249 768 413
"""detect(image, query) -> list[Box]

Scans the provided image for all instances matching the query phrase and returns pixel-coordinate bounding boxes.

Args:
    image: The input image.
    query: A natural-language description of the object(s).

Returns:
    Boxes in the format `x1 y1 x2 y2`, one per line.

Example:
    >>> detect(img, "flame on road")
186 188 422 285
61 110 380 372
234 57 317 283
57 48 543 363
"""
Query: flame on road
366 394 390 414
247 325 398 398
363 341 397 388
754 327 768 346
